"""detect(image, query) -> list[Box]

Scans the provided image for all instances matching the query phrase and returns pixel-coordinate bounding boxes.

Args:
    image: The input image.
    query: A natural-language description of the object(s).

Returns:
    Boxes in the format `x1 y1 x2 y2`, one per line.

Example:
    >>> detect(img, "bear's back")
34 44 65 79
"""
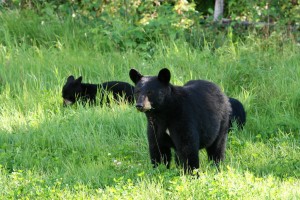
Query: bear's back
184 80 220 94
101 81 134 94
178 79 231 147
99 81 135 103
182 80 226 107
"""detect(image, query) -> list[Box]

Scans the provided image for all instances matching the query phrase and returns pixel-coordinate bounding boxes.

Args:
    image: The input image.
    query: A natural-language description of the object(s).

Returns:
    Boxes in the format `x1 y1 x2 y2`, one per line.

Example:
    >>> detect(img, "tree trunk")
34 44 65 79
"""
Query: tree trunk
214 0 224 21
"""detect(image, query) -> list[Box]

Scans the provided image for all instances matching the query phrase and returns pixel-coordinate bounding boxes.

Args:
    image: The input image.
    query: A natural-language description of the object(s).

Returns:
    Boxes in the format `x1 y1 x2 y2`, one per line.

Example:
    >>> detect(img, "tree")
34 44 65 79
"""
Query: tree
214 0 224 21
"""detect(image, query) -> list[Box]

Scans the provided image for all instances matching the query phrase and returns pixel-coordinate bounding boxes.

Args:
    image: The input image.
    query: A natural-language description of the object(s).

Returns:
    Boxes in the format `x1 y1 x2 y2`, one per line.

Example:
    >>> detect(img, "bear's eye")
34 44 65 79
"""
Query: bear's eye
147 91 153 95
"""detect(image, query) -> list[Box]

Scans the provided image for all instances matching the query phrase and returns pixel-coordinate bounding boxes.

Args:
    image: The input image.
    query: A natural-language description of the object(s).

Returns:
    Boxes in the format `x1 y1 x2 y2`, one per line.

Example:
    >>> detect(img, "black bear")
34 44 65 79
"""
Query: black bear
129 68 231 172
228 97 246 131
62 75 134 106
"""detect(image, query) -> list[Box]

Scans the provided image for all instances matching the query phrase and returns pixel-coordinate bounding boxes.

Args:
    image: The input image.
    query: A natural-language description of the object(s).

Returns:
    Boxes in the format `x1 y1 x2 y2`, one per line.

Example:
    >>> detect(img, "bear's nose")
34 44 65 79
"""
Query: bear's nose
135 104 143 111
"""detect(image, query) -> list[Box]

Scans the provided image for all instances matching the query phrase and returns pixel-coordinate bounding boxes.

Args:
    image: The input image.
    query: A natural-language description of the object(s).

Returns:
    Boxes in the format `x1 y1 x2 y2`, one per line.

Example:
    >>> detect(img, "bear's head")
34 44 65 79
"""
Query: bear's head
129 68 171 112
62 75 83 106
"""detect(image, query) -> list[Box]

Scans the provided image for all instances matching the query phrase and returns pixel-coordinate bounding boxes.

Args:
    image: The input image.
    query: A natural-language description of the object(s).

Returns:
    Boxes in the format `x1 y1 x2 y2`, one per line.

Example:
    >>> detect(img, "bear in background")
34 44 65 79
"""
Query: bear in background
228 97 246 131
62 75 134 106
129 68 231 172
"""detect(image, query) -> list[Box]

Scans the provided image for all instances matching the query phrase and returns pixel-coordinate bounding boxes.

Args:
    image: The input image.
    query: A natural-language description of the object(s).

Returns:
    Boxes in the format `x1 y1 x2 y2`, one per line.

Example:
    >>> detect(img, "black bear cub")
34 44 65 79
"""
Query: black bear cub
62 75 134 106
129 68 231 172
228 97 246 131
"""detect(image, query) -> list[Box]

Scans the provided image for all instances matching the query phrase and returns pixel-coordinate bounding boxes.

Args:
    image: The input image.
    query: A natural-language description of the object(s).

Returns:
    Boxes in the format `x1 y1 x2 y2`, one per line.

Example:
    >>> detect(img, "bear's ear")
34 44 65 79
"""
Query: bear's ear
75 76 83 84
129 69 143 84
67 75 75 82
158 68 171 84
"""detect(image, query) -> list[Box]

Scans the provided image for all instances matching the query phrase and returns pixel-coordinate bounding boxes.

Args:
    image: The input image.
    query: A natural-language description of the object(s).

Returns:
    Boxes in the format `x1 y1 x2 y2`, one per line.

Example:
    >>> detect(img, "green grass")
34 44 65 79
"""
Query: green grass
0 11 300 199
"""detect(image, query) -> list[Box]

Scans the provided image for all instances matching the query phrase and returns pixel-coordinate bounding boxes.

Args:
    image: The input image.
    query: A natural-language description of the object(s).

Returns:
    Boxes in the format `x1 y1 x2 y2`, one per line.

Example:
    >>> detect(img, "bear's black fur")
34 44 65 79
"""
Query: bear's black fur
129 68 231 172
62 75 134 106
229 97 246 131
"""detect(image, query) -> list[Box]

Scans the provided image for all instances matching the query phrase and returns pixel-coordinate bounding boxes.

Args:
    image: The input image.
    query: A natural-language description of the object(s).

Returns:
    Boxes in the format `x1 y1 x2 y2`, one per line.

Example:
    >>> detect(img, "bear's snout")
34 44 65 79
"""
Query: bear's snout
135 104 144 111
135 96 152 112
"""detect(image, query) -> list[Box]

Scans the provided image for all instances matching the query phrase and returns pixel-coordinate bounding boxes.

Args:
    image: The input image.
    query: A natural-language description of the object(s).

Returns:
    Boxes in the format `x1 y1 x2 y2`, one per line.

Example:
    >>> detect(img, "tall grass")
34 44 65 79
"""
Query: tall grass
0 10 299 199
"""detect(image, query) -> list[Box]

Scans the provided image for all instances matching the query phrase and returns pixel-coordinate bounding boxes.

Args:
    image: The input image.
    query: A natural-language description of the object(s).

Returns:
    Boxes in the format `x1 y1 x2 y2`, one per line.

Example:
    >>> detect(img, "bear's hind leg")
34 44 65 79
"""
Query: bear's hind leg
205 131 228 165
206 116 229 166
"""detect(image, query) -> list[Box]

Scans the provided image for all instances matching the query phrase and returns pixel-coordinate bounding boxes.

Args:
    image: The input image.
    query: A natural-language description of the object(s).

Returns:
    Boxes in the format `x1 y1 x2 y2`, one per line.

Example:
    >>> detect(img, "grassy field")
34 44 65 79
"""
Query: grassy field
0 11 300 199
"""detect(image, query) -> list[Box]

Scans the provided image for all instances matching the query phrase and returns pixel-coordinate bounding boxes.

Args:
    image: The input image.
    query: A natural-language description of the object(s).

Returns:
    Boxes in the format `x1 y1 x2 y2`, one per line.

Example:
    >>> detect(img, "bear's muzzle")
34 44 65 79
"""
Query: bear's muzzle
135 96 152 112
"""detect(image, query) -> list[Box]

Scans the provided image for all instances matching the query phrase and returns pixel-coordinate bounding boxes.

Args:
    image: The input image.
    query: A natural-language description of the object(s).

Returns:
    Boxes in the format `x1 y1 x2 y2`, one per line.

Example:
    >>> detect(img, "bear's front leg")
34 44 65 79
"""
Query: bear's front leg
147 122 172 169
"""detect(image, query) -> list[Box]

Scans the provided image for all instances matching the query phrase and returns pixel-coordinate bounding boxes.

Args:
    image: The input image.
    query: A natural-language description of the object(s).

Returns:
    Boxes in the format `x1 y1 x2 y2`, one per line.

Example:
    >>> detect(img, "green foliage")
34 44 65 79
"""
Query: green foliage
191 0 300 25
1 0 299 54
226 0 300 24
1 0 196 53
2 0 299 25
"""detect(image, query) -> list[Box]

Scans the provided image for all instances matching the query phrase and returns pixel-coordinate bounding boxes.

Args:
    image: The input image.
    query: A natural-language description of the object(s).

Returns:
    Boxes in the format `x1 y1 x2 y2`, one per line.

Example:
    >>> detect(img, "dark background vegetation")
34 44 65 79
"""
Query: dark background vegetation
0 0 299 53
